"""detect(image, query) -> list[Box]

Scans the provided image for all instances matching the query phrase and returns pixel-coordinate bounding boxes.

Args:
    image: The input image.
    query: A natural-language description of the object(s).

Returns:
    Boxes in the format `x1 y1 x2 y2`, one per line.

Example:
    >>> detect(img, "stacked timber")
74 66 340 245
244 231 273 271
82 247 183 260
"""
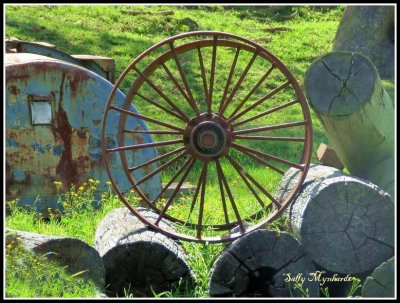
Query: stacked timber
209 229 319 297
275 165 394 275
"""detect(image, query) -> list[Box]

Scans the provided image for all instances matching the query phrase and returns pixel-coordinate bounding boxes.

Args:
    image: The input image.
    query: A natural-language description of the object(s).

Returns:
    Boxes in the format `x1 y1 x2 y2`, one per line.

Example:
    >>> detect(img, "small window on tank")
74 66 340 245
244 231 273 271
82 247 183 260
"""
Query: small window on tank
29 95 53 125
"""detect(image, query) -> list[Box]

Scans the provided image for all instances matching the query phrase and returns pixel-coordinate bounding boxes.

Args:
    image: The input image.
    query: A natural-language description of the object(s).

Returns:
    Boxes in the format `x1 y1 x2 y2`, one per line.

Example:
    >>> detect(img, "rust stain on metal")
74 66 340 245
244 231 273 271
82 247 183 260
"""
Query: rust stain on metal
126 124 145 144
9 85 20 95
51 73 79 189
68 71 93 99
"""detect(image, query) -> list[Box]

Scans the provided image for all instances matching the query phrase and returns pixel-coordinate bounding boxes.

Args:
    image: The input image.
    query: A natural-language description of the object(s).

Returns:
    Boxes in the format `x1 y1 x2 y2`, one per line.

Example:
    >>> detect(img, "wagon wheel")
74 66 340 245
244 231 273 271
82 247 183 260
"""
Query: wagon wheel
102 31 312 243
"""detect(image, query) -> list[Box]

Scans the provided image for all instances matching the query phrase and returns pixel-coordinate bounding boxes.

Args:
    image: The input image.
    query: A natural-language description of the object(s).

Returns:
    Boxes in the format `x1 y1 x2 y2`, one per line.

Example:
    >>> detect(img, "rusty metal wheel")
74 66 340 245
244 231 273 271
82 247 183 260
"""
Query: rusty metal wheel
102 31 312 243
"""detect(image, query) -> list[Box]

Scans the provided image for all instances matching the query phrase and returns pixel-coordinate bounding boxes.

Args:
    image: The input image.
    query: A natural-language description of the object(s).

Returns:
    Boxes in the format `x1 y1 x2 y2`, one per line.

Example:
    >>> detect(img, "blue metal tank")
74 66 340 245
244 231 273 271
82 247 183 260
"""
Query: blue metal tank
5 52 161 213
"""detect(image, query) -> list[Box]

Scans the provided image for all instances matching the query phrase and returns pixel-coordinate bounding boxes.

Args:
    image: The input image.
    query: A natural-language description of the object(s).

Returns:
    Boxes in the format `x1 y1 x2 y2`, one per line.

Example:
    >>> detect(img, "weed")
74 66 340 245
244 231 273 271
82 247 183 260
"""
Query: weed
5 242 98 298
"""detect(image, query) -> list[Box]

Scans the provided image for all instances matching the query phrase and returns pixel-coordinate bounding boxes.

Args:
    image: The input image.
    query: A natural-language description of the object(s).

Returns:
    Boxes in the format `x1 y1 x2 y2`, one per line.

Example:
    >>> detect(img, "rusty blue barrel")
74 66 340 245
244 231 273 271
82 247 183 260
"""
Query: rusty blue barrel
5 52 161 213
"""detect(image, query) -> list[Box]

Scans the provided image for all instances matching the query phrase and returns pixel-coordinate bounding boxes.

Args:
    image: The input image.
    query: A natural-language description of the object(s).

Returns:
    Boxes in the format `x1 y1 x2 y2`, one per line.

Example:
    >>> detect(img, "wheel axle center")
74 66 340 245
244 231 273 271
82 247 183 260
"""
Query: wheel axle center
198 130 217 148
184 114 233 160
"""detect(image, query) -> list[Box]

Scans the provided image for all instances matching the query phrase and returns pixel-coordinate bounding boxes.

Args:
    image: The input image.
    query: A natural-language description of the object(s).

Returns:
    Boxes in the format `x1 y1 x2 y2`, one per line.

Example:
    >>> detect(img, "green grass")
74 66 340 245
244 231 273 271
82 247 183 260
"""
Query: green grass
5 4 366 298
6 231 100 298
5 181 226 298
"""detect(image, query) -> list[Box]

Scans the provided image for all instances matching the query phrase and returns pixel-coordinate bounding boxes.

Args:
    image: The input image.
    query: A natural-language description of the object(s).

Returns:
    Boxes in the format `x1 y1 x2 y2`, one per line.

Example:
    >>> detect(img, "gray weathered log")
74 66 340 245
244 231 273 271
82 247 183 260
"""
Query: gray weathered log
94 207 195 297
276 165 394 274
5 228 105 288
304 52 394 198
333 6 394 80
362 256 394 298
209 229 319 297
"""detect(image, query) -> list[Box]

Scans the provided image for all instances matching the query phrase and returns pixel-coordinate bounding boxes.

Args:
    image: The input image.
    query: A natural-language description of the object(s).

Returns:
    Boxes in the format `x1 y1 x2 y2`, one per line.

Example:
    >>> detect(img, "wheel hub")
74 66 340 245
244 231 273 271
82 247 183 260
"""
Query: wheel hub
184 113 233 161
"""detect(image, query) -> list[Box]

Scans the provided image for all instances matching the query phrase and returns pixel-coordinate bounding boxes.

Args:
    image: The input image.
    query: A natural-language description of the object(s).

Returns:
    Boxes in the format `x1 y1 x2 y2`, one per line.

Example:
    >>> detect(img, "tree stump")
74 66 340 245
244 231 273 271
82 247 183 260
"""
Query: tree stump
333 6 394 80
5 228 105 288
275 165 394 274
209 229 319 297
362 257 394 298
304 52 394 198
94 207 195 297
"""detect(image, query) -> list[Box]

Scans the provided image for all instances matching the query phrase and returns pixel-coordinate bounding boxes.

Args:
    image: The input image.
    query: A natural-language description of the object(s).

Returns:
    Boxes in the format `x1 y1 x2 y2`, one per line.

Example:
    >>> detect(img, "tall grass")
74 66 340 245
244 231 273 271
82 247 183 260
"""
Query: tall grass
5 241 100 298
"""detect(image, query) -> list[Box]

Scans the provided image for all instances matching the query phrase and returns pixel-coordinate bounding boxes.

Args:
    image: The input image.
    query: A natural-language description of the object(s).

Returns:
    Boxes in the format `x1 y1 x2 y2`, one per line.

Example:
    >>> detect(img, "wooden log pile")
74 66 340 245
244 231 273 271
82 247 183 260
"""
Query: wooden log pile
94 207 195 297
209 163 394 297
209 229 320 297
275 165 394 275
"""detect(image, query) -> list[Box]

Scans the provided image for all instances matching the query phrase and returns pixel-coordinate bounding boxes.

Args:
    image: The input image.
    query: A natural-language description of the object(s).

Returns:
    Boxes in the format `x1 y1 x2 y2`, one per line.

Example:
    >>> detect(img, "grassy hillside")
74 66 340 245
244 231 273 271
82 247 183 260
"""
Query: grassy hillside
5 4 344 144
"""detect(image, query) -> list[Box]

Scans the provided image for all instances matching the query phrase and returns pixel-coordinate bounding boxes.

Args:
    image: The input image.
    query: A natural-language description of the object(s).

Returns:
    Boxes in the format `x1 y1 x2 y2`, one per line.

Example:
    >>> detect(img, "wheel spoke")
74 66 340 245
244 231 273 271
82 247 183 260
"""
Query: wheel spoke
232 145 285 175
228 80 291 123
134 150 187 187
234 135 305 142
215 159 245 233
162 63 191 105
106 138 183 153
197 47 209 109
218 47 241 113
232 142 304 170
234 120 308 135
197 162 208 238
155 158 196 225
169 42 200 116
208 36 218 113
133 66 190 121
136 92 188 123
188 161 208 216
219 50 260 115
226 155 266 208
123 129 181 135
151 156 193 204
216 161 230 224
228 64 275 119
110 105 184 132
233 99 298 127
128 146 186 172
226 155 282 209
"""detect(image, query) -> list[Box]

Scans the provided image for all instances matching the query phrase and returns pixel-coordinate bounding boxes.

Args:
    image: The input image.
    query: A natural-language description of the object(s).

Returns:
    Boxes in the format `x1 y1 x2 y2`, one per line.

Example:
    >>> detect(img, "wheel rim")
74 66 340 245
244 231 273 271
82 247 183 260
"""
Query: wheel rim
101 31 313 243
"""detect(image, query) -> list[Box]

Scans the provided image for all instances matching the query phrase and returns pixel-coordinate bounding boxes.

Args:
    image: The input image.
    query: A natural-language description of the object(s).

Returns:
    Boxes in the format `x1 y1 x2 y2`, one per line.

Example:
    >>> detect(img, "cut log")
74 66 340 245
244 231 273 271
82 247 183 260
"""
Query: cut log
361 257 394 298
209 229 319 297
316 143 344 170
333 6 394 80
275 165 394 274
5 228 105 288
94 207 195 297
304 52 394 198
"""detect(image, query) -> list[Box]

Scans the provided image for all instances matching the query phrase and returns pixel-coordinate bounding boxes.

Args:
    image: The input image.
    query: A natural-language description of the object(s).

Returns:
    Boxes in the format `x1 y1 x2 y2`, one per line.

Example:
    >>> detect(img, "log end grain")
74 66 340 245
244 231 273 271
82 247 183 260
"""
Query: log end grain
209 229 319 297
304 52 378 117
277 165 394 274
